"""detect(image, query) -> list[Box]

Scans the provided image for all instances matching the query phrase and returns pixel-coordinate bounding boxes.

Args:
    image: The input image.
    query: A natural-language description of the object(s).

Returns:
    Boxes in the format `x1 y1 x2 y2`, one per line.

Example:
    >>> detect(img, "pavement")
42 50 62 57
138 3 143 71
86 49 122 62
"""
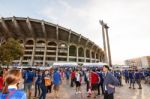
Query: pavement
44 79 150 99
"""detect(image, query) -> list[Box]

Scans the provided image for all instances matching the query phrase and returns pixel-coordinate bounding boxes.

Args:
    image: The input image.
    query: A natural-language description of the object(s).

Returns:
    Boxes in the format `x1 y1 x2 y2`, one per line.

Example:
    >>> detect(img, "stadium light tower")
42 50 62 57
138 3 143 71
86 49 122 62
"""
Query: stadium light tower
99 20 112 66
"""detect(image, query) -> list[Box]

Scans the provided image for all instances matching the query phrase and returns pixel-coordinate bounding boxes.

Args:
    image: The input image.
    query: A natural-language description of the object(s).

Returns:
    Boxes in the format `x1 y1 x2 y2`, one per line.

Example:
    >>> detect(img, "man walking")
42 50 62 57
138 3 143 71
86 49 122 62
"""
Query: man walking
24 68 35 99
53 68 61 98
129 70 135 89
135 70 142 89
103 65 119 99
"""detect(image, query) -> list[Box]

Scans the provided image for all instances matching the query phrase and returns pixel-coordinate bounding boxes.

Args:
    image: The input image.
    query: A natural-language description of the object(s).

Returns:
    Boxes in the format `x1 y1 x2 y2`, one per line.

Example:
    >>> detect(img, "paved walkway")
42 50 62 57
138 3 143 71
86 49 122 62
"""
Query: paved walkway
45 80 150 99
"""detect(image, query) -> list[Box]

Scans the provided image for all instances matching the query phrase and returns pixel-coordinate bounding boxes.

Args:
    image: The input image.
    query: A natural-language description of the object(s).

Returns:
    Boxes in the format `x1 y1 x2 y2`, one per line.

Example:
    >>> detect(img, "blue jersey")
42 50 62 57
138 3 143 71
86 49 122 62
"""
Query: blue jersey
0 88 26 99
129 72 134 79
24 71 35 83
114 72 119 77
144 71 149 77
97 72 104 83
124 70 129 77
35 74 42 84
135 72 140 79
53 71 61 85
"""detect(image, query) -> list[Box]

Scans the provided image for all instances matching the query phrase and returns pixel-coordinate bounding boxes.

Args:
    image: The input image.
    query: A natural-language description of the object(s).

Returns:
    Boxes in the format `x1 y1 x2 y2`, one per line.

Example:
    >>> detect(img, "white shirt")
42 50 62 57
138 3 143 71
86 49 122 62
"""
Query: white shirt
8 85 17 89
75 72 80 82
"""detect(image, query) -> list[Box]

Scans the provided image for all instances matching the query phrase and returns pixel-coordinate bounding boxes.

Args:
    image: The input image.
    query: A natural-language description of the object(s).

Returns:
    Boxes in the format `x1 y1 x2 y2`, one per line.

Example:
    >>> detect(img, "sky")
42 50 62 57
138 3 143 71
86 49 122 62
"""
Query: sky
0 0 150 64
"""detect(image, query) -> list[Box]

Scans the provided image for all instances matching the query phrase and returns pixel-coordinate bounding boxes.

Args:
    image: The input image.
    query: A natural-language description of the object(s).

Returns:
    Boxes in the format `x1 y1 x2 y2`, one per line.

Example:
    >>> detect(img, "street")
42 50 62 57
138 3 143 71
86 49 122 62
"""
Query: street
44 80 150 99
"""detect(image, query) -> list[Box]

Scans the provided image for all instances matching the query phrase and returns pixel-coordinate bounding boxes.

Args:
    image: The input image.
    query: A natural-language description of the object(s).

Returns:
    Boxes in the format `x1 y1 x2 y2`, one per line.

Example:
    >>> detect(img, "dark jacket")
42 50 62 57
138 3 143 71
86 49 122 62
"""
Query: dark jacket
103 72 119 94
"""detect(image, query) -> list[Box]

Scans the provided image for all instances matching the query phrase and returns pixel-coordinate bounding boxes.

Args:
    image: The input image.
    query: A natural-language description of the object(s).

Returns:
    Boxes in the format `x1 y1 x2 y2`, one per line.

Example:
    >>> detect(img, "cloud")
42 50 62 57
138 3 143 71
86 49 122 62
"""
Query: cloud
38 0 150 64
0 0 150 64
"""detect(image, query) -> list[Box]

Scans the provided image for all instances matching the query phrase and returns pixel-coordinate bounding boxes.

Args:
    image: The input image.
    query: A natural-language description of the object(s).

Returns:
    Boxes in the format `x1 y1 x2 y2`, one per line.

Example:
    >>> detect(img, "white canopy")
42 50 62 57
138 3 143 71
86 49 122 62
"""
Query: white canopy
53 62 78 67
17 66 52 70
38 66 52 70
82 62 107 67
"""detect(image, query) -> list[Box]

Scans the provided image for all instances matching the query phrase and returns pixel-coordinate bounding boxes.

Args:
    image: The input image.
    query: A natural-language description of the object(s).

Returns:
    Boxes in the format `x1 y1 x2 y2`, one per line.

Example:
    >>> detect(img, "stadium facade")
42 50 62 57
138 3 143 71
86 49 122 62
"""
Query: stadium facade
0 17 105 66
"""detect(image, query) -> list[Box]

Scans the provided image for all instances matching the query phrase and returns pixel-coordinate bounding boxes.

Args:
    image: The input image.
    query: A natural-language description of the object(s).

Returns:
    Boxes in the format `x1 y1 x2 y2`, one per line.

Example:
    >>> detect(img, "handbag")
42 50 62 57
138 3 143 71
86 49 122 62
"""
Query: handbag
44 77 51 86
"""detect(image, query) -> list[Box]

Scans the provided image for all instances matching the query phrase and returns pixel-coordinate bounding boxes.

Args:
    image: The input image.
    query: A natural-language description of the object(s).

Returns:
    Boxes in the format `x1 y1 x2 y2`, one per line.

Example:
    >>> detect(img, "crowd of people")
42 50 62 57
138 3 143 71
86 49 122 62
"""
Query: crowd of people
0 66 149 99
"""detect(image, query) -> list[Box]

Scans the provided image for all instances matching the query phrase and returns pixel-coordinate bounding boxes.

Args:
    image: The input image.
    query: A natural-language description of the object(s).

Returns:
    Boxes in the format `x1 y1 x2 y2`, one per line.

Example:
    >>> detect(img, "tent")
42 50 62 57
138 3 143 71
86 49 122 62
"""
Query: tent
53 62 78 67
82 62 107 67
38 66 52 70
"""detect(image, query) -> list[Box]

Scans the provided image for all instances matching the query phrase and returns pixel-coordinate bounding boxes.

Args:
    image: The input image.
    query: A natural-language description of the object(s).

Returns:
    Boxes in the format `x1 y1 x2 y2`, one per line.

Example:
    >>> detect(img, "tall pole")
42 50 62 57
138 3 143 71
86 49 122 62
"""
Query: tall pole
104 24 112 66
99 20 108 63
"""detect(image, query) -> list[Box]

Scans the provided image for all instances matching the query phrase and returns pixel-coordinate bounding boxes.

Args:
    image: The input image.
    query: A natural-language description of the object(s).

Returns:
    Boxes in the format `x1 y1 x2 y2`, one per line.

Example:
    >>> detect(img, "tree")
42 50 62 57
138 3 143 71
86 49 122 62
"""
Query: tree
0 38 24 67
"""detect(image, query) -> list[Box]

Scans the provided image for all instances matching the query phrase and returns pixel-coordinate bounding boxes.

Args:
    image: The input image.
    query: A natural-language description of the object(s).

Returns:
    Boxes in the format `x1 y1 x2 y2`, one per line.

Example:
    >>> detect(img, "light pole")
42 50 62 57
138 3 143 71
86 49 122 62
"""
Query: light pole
104 24 112 66
99 20 108 63
99 20 112 66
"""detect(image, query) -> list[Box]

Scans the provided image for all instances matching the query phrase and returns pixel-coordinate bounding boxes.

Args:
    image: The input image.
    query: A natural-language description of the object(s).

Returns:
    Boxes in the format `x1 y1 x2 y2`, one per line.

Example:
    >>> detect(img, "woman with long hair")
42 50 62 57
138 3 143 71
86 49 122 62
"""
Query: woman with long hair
0 69 26 99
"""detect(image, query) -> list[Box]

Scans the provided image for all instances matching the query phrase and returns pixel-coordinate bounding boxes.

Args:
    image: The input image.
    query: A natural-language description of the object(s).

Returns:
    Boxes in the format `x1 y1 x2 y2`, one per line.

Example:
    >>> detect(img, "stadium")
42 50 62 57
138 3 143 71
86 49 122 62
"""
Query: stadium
0 17 105 66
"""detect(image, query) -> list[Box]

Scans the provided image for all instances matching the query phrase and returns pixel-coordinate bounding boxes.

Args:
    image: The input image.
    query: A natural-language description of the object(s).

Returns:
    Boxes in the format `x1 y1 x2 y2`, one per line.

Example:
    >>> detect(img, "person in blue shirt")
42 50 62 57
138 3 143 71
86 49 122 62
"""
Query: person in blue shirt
0 69 26 99
129 70 135 89
53 68 61 98
97 69 104 95
24 68 35 99
39 70 47 99
124 70 129 83
34 70 42 98
115 71 122 86
144 70 150 84
65 68 70 80
103 65 119 99
135 70 142 89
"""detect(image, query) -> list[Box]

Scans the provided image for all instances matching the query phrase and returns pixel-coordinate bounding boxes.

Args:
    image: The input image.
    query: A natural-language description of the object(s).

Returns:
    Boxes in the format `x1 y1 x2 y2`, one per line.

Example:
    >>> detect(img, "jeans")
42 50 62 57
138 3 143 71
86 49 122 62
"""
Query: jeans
39 84 47 99
34 83 41 97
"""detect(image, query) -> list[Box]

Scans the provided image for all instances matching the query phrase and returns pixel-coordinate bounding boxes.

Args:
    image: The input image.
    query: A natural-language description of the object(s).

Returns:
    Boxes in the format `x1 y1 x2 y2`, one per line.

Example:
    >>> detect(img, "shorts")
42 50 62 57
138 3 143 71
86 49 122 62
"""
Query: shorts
75 81 81 87
24 83 32 92
54 85 59 91
91 84 98 90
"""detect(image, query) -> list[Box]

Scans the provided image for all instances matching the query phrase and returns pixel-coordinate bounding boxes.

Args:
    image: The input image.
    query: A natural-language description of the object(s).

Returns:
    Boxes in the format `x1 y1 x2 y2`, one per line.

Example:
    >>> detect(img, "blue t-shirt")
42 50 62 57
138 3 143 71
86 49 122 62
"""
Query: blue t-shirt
35 74 42 84
97 72 104 83
24 71 35 83
124 71 129 77
0 88 26 99
53 71 61 85
129 72 134 79
135 72 140 79
114 72 119 77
